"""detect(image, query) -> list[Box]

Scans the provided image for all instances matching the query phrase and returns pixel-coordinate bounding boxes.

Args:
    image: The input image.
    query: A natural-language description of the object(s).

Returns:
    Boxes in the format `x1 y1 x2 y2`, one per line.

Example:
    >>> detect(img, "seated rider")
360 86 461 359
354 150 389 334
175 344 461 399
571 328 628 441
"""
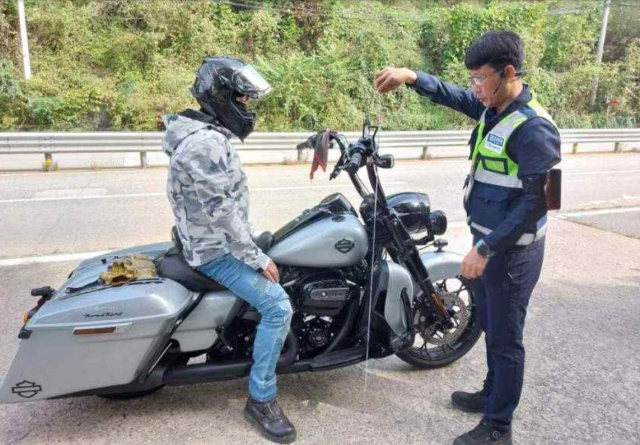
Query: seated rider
162 57 296 444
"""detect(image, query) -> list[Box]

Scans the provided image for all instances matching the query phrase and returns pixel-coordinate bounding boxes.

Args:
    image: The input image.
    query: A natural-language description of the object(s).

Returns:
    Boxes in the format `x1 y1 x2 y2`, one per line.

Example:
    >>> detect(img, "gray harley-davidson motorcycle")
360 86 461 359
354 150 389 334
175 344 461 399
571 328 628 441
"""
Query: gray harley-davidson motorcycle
1 121 481 404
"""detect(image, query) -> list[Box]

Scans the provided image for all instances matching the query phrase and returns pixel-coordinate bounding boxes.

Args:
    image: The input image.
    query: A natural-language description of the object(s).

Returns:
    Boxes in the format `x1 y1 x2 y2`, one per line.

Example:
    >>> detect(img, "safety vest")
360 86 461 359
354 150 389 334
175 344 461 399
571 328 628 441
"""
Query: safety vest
465 94 557 246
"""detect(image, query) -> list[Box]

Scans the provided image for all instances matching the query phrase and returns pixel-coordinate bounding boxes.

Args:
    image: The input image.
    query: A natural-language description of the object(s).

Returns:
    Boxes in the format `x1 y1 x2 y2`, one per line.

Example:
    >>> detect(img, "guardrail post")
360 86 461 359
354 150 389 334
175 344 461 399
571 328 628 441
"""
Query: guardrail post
140 151 149 169
421 145 430 160
614 142 621 152
572 143 579 154
44 152 53 170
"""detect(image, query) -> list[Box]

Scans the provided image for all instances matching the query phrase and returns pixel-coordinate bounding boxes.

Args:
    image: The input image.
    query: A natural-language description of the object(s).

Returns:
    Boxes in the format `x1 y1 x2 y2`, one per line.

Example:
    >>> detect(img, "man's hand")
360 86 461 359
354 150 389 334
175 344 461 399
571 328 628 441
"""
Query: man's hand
374 67 417 94
262 260 280 283
460 247 489 280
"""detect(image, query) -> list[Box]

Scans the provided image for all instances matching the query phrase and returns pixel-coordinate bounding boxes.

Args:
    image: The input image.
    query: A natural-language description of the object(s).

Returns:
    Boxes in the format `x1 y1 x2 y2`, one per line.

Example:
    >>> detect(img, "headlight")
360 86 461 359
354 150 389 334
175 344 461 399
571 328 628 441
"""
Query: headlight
428 210 447 236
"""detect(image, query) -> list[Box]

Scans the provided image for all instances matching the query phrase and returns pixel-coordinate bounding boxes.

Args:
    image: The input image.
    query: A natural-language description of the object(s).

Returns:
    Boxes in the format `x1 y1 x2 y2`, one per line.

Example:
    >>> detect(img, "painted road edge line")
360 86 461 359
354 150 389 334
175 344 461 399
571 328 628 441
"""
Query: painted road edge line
1 207 637 267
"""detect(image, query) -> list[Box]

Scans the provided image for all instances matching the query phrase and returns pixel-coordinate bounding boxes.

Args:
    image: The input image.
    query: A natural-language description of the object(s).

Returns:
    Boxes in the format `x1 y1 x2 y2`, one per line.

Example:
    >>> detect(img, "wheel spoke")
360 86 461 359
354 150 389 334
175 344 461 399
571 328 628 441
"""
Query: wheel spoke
442 342 455 353
398 277 480 366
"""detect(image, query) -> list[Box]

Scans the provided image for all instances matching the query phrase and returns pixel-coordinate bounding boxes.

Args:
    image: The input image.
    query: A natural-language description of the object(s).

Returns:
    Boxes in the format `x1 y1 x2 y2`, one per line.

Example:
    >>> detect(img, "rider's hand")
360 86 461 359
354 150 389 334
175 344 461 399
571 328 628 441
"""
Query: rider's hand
374 68 417 94
460 247 489 280
262 260 280 283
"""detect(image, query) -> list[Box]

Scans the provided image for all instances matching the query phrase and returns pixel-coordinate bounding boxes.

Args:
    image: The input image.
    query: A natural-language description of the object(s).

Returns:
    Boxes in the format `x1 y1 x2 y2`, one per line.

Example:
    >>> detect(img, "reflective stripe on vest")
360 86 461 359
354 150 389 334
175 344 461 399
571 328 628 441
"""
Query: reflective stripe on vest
470 214 549 246
474 168 523 188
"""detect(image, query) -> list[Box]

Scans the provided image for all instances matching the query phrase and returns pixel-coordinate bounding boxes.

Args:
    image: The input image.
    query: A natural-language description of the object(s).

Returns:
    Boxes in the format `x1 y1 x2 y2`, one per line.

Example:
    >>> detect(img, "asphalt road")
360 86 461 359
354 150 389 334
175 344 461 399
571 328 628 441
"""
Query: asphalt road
0 152 639 445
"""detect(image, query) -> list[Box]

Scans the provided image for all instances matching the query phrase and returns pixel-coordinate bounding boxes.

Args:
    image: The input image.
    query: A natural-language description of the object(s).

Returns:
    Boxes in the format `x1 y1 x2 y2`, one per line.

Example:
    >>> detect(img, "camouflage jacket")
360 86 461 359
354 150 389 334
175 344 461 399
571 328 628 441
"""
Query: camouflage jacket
162 113 269 270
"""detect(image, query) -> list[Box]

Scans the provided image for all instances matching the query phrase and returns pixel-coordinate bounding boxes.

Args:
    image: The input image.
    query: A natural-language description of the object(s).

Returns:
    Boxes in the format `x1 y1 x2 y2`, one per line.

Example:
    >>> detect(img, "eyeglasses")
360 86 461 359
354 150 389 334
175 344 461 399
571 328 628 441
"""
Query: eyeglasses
468 69 503 86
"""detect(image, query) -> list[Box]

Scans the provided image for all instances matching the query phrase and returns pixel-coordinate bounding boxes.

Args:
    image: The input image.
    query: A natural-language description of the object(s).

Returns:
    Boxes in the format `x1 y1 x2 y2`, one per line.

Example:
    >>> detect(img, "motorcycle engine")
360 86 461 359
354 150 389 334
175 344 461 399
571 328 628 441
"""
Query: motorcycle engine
285 270 355 355
303 316 333 350
296 272 351 317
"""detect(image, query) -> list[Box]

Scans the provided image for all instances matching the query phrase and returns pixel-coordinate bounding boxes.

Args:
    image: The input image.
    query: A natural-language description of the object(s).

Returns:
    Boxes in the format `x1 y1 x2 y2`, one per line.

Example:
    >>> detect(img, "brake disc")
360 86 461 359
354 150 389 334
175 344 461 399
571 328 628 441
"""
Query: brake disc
415 290 470 346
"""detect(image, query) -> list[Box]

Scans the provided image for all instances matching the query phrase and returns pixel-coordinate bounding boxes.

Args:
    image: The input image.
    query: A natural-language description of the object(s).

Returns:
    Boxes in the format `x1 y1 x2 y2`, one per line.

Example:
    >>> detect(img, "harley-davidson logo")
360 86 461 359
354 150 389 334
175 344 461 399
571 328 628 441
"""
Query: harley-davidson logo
12 380 43 399
335 238 355 254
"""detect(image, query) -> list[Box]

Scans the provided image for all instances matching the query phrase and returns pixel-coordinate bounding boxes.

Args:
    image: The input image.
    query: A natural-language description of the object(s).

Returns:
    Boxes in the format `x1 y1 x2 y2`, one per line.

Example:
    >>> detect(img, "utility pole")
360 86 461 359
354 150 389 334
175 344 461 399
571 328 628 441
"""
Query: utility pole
17 0 32 80
590 0 612 107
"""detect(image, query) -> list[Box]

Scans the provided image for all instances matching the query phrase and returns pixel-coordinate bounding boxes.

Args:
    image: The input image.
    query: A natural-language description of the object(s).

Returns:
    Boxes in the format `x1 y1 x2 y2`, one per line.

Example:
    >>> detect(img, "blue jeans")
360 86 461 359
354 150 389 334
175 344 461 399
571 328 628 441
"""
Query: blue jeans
198 254 293 402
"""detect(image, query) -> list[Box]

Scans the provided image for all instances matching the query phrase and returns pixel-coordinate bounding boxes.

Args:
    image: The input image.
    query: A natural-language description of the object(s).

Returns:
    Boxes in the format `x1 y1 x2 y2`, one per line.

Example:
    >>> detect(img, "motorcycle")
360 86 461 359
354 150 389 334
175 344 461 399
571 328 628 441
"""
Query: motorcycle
0 121 481 403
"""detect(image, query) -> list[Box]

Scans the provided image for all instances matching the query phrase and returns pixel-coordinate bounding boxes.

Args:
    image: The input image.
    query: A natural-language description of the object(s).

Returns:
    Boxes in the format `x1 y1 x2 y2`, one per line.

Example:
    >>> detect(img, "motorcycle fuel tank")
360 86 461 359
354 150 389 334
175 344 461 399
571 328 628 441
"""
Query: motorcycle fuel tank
268 214 368 268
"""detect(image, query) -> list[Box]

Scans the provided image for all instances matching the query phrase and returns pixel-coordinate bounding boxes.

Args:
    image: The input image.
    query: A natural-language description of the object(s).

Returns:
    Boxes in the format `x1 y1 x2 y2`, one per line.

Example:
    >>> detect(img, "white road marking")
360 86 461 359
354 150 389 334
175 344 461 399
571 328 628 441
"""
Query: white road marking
34 188 107 199
0 250 112 267
0 192 165 204
0 219 469 267
254 181 407 191
556 206 640 219
0 169 149 178
564 169 640 176
0 182 408 204
0 207 636 267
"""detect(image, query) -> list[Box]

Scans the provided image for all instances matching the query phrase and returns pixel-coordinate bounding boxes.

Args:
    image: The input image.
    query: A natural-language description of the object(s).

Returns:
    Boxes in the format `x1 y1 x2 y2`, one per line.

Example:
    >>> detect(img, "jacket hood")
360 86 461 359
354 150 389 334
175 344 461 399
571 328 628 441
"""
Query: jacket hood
161 111 233 157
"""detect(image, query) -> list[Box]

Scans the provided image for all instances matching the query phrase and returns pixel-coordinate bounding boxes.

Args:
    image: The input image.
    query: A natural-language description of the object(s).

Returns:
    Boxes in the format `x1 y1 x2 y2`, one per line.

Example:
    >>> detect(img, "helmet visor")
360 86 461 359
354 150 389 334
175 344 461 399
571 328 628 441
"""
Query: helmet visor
232 65 272 99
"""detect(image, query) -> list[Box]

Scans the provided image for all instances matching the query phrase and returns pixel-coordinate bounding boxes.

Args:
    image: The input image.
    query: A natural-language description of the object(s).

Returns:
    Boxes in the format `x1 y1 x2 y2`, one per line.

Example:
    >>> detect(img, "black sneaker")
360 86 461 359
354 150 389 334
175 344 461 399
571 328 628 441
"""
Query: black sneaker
451 388 488 414
453 420 512 445
244 397 297 444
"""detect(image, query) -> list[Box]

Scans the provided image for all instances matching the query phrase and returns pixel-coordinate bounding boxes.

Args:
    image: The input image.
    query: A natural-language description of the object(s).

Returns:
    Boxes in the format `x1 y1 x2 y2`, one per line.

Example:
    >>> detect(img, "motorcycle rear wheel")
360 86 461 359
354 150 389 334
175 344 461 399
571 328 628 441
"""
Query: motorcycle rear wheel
396 277 481 369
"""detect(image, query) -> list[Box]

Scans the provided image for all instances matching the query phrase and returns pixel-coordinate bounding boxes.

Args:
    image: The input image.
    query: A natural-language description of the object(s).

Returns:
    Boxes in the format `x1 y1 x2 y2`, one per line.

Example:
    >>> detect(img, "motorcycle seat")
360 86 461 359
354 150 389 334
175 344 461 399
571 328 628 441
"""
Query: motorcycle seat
155 226 226 292
156 253 227 293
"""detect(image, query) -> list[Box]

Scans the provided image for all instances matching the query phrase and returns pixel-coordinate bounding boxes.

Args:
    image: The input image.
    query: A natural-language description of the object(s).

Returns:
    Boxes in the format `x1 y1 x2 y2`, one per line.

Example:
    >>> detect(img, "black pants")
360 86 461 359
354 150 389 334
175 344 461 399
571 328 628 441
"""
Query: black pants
471 238 545 429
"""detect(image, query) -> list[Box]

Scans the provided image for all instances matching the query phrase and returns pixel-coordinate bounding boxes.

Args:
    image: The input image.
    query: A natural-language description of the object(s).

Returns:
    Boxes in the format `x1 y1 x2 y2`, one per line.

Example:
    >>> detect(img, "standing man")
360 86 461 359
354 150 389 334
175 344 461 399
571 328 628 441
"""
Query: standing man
162 57 296 444
374 31 561 444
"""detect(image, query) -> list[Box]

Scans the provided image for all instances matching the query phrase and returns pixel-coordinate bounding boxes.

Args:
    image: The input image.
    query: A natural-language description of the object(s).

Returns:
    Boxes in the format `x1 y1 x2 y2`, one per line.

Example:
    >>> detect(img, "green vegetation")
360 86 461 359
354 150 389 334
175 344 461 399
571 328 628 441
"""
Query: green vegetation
0 0 638 132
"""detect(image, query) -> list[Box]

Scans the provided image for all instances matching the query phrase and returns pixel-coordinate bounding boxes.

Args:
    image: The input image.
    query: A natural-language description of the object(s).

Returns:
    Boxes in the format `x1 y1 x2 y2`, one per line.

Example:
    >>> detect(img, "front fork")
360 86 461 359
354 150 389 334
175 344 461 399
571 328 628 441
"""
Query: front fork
383 216 455 330
393 289 415 351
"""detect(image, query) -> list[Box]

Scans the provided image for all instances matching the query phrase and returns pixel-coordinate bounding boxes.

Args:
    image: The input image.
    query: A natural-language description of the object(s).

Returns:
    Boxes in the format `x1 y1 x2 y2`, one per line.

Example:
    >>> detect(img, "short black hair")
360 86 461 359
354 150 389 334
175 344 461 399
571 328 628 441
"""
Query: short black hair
464 31 524 72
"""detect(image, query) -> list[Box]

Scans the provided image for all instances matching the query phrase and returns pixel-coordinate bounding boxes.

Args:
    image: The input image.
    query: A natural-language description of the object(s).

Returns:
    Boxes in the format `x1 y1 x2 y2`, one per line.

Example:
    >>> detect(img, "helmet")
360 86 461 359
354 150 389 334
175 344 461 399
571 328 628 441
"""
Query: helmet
190 57 272 140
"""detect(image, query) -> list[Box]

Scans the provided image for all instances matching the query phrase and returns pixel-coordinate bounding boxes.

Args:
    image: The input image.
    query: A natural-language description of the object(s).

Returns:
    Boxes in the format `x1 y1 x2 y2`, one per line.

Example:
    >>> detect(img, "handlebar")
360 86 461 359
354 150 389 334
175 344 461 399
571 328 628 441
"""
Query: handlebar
300 120 390 200
344 151 363 174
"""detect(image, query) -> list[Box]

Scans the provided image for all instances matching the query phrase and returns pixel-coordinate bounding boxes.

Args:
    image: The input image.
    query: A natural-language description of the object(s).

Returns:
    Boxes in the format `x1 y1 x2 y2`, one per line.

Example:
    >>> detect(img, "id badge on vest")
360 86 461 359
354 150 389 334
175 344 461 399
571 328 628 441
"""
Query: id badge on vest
485 132 506 154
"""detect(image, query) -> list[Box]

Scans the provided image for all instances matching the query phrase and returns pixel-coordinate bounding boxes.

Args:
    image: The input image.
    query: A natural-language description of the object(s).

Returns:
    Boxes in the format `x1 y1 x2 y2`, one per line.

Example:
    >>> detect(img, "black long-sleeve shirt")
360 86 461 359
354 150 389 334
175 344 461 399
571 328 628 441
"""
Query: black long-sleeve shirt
409 72 561 252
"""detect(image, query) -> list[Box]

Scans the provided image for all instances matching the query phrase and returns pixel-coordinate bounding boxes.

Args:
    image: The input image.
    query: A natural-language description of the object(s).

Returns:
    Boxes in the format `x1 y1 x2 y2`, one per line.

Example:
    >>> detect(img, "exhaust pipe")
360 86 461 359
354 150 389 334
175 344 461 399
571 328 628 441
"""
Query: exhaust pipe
164 329 299 386
164 360 252 386
324 297 359 354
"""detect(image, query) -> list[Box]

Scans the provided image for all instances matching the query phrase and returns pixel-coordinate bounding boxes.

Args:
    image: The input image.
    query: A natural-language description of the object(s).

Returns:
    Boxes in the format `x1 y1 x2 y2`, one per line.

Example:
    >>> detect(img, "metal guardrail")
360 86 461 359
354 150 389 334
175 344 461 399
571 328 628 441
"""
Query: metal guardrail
1 129 639 168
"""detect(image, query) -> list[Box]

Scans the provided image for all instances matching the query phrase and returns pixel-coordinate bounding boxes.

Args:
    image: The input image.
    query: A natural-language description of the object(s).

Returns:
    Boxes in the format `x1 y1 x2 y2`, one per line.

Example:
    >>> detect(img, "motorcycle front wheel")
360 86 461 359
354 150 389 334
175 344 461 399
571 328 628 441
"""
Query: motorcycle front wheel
396 276 481 369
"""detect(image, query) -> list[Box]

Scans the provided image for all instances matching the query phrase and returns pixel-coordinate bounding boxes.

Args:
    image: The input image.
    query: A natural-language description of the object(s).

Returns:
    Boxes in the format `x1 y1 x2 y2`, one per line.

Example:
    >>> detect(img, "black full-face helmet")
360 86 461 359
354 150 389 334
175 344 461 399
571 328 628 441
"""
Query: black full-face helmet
190 57 272 140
